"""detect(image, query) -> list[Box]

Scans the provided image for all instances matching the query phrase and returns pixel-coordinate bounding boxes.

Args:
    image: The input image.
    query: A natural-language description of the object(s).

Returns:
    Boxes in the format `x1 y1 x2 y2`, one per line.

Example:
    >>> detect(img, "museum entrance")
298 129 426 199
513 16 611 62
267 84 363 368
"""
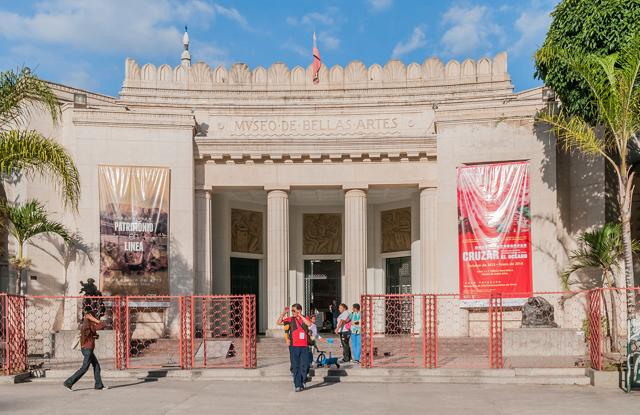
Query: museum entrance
230 257 260 332
385 256 412 334
303 259 341 331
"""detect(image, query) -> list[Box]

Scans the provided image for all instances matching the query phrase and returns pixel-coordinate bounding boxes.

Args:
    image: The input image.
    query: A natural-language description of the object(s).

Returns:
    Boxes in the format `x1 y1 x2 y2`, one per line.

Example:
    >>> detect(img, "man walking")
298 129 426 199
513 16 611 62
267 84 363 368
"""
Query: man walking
335 303 352 363
277 304 312 392
64 311 107 391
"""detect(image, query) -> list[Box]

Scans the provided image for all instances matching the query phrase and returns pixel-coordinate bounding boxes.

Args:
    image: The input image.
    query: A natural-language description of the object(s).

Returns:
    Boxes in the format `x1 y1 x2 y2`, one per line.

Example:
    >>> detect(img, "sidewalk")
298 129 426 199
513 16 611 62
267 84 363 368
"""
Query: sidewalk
0 379 637 415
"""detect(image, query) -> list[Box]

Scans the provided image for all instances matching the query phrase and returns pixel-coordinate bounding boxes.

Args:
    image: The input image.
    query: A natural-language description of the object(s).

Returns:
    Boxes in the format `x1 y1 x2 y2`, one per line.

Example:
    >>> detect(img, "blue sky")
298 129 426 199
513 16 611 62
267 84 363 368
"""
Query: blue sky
0 0 559 96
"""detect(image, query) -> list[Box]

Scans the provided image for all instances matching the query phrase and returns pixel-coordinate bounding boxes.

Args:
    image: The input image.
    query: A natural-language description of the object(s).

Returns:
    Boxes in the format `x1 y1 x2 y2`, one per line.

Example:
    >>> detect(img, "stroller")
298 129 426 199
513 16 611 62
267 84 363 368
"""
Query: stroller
314 339 340 368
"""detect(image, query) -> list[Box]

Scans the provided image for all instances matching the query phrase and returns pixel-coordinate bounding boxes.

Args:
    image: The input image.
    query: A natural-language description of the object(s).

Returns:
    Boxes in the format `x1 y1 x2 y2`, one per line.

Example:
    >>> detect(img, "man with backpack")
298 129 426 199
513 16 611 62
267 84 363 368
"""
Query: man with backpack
277 303 312 392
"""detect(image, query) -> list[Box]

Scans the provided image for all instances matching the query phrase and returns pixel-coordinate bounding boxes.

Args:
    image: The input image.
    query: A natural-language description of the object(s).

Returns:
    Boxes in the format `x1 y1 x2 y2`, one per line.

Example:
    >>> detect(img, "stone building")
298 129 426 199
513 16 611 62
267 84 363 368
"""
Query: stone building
1 31 604 334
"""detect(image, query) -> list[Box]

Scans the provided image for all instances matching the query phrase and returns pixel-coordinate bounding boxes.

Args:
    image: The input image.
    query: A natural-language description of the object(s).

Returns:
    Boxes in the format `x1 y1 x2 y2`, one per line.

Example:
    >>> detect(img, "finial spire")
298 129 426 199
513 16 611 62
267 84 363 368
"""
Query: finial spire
313 31 317 49
181 25 191 67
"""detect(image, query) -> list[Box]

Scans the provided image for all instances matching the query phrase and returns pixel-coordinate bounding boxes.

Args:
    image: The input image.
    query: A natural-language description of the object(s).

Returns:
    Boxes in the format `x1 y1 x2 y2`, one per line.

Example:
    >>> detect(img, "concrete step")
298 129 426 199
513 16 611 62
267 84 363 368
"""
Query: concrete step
28 366 590 386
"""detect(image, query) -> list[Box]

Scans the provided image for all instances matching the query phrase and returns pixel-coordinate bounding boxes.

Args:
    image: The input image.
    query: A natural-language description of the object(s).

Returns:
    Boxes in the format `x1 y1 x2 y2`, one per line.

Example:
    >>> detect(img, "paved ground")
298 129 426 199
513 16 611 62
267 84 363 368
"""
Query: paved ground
0 380 638 415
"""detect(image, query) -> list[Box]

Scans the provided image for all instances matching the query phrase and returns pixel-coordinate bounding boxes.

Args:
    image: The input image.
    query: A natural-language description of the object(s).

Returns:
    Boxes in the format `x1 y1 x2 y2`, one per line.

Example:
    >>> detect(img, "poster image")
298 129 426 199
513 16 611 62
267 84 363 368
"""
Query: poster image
99 166 170 295
457 161 532 304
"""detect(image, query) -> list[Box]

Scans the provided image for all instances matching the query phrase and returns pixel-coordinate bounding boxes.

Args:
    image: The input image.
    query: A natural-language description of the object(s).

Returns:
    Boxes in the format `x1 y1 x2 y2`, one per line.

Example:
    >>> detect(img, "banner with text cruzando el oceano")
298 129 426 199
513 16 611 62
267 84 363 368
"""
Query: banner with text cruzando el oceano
457 161 532 306
99 166 170 295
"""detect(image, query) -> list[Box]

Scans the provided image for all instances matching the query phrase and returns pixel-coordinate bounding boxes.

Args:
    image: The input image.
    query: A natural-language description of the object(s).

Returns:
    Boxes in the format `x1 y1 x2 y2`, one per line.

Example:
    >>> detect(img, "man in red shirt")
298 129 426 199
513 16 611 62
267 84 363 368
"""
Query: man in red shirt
64 312 107 391
277 303 311 392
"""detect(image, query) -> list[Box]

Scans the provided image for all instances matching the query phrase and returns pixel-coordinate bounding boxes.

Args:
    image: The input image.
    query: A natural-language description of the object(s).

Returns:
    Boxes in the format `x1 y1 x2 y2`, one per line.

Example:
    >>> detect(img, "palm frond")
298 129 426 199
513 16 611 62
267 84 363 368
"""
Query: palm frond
537 110 609 157
0 67 60 129
563 223 636 289
0 199 70 245
617 34 640 141
0 129 80 209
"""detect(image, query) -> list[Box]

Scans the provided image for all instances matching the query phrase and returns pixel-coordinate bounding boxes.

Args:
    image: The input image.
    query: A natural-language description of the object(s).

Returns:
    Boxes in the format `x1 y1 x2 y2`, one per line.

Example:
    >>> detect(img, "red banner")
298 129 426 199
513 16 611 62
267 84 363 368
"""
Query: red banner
457 162 532 301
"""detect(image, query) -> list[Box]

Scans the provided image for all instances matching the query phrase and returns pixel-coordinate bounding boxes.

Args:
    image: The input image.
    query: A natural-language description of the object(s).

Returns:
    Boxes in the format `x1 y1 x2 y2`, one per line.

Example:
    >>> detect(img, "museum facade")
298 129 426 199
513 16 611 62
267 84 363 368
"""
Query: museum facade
2 34 602 333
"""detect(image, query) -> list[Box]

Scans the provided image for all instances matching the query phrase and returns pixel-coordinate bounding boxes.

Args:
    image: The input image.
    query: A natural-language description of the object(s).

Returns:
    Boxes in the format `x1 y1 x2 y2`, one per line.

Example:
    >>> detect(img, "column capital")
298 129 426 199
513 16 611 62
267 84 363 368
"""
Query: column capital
264 185 290 192
342 185 368 193
419 181 437 190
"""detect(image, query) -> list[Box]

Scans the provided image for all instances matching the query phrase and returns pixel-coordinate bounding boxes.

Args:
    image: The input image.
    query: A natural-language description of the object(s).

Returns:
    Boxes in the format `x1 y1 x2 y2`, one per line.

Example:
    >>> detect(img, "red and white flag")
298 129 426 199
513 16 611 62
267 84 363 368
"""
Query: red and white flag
312 32 321 84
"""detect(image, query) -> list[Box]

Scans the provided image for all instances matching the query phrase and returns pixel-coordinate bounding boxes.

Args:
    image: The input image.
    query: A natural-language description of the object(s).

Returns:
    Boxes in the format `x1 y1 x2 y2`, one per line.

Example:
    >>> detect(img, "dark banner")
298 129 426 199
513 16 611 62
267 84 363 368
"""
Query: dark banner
99 166 170 295
457 161 532 303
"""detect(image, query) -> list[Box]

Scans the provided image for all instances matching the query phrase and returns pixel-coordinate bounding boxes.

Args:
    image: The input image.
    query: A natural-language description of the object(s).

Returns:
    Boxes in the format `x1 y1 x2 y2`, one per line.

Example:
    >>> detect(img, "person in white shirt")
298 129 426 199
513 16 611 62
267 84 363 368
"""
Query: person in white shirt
334 303 352 362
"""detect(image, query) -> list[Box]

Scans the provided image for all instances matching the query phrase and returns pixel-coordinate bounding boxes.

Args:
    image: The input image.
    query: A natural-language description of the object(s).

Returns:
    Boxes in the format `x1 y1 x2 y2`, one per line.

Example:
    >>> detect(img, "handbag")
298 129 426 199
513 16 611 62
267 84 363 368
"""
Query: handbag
72 331 81 350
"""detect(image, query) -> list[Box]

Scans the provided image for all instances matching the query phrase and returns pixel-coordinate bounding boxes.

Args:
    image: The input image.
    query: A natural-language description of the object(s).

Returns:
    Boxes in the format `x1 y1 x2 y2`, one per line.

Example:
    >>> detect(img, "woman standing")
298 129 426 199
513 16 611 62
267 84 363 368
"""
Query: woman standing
350 303 361 364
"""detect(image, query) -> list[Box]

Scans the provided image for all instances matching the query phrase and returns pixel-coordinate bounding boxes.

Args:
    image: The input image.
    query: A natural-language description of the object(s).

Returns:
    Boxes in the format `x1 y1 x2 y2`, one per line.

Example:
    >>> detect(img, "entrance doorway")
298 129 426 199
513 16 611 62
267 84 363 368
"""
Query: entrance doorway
385 256 412 334
304 259 341 331
230 257 260 332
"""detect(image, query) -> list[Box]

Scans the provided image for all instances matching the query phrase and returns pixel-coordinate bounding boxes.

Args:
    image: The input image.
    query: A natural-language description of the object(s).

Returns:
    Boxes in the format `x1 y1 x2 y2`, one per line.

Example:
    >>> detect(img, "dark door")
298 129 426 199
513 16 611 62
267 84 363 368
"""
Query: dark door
385 256 412 334
304 259 341 331
230 257 260 332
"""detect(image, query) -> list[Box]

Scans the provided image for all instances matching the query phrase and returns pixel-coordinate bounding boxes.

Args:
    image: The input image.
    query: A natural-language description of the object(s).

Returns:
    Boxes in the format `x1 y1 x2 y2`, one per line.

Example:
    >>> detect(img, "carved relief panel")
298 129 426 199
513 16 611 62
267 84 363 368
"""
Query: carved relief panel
231 209 263 254
381 207 411 253
303 214 342 255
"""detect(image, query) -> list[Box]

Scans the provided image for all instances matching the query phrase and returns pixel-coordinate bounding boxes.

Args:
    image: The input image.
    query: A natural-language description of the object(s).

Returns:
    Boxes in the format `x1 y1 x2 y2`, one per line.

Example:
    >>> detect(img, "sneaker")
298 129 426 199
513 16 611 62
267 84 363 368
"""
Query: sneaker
353 360 360 364
63 383 73 392
95 386 109 390
295 387 302 392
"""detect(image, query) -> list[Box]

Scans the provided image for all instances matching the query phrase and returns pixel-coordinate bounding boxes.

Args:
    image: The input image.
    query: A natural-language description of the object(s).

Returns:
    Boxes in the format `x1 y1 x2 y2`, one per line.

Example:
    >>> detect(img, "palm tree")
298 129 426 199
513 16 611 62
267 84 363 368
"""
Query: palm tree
0 67 80 285
563 223 640 352
537 35 640 320
0 200 71 294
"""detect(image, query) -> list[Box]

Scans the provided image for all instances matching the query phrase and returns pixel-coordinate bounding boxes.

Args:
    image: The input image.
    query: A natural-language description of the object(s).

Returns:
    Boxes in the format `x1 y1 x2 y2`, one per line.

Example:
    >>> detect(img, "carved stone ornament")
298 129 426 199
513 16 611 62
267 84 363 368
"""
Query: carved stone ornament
381 207 411 253
231 209 263 254
521 297 558 328
303 214 342 255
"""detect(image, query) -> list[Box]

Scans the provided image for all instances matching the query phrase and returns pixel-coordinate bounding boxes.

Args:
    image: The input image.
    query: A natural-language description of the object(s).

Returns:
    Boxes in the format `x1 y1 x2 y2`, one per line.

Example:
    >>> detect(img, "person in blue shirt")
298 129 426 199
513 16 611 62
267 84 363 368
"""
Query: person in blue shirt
350 303 361 364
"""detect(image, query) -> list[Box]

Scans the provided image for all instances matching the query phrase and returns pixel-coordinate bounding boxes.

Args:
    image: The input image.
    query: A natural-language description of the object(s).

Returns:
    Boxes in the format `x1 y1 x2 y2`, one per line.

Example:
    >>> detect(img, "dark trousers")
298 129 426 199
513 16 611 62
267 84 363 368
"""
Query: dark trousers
340 331 352 362
290 346 310 389
64 348 104 389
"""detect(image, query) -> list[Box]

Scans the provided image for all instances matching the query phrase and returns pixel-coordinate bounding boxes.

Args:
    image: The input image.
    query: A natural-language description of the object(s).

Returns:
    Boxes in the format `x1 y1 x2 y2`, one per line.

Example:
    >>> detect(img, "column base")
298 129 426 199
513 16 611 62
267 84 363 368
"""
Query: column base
265 327 285 337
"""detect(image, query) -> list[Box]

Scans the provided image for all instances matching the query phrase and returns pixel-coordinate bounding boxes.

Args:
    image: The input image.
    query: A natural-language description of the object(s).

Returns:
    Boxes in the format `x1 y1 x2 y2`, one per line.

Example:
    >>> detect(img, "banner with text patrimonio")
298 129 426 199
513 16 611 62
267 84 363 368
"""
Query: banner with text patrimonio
99 166 170 295
457 161 532 306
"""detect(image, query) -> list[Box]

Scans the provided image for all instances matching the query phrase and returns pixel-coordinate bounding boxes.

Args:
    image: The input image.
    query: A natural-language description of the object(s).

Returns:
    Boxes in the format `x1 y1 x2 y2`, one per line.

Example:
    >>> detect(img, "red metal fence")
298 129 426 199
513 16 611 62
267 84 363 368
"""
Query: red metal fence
1 294 256 374
361 289 640 370
1 289 638 374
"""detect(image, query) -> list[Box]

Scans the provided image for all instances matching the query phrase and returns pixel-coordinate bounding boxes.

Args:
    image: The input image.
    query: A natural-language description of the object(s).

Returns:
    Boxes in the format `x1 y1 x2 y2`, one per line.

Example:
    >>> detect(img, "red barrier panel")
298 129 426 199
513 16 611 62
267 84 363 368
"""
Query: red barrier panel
124 296 184 369
489 293 503 369
190 295 256 369
22 296 123 371
588 290 603 370
1 294 27 374
422 295 438 368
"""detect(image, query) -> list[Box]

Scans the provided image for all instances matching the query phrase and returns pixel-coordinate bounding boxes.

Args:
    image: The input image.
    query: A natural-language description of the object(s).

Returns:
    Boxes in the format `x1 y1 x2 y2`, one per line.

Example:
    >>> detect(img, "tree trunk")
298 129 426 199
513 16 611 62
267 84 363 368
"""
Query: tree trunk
621 215 636 317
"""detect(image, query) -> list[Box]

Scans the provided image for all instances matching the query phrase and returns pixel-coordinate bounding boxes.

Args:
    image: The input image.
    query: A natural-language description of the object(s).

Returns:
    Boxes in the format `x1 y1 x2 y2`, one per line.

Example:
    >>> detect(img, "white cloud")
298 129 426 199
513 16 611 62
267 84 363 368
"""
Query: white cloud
510 6 553 56
212 4 249 29
194 44 229 67
319 32 341 51
368 0 393 12
392 26 426 58
440 6 504 56
0 0 248 57
287 11 335 26
286 7 342 52
283 40 308 58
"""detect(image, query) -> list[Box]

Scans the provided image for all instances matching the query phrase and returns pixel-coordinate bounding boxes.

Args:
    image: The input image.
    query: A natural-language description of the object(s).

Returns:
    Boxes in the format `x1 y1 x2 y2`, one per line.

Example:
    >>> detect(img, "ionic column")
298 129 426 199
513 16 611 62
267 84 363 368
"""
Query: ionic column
420 187 437 293
267 189 289 332
344 188 367 306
